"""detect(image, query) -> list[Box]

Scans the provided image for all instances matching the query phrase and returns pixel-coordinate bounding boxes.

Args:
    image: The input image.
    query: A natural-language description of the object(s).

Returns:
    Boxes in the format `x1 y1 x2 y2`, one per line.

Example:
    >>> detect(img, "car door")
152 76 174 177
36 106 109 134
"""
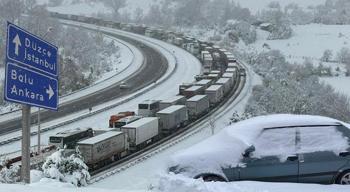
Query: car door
298 125 350 184
238 127 299 182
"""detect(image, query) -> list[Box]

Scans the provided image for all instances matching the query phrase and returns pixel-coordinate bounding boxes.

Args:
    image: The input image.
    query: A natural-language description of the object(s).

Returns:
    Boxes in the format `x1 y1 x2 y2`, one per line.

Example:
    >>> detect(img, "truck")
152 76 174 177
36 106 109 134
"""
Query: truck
182 86 204 98
186 95 210 120
120 117 159 150
227 62 239 69
207 73 220 81
179 83 193 95
138 100 160 117
114 116 142 130
215 78 231 95
77 131 128 169
222 72 236 87
109 111 135 128
156 105 188 134
225 67 237 74
194 79 213 89
159 95 187 110
205 85 224 106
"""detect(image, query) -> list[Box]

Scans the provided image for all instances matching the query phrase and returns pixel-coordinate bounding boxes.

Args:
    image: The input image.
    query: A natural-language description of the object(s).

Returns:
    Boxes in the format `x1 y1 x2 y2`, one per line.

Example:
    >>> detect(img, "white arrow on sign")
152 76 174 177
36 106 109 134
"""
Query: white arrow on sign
12 34 21 56
46 85 54 100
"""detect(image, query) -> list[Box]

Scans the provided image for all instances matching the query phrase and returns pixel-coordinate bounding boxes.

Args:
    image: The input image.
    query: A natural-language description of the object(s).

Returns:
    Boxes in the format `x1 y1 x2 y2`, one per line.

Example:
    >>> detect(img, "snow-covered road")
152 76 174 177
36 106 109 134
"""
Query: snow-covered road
0 21 202 156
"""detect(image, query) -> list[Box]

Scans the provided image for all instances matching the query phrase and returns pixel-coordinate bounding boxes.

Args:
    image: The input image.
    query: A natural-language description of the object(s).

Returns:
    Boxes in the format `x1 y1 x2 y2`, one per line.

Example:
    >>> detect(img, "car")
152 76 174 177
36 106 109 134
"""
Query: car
168 114 350 185
119 81 129 89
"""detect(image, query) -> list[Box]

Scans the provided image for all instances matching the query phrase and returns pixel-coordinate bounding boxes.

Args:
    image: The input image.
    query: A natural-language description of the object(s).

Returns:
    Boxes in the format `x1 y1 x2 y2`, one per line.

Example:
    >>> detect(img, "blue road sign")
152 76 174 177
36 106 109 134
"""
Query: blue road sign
7 22 58 77
4 22 59 110
5 63 58 110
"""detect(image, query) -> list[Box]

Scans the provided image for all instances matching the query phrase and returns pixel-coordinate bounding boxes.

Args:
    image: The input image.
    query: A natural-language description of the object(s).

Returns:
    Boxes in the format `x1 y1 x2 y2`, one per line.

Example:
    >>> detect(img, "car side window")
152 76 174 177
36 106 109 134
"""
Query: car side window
252 128 297 161
298 126 349 154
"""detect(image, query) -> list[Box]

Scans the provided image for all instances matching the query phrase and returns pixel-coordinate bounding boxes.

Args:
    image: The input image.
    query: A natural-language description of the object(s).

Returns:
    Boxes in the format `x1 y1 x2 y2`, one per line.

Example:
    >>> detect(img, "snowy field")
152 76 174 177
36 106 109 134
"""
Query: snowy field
252 24 350 64
250 24 350 97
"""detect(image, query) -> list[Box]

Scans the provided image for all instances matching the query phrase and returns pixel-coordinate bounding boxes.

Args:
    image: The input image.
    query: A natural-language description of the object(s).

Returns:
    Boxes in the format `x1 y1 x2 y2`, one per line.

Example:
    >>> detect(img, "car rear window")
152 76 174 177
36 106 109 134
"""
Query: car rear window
298 126 349 154
252 128 297 161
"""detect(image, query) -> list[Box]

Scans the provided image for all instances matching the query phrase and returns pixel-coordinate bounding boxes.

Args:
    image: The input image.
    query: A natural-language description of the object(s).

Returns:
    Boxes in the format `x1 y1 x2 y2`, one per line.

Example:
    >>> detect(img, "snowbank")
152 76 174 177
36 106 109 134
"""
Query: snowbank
0 178 144 192
156 173 349 192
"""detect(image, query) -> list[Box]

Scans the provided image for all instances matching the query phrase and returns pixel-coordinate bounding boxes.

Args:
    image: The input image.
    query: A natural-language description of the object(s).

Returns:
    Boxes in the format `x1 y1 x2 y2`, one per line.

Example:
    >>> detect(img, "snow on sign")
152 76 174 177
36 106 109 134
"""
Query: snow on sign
5 22 58 110
6 22 58 77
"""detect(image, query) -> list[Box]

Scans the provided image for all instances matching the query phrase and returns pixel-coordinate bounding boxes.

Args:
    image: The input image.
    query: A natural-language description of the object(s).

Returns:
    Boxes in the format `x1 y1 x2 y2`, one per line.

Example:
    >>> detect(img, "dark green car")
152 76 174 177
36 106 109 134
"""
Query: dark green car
169 115 350 185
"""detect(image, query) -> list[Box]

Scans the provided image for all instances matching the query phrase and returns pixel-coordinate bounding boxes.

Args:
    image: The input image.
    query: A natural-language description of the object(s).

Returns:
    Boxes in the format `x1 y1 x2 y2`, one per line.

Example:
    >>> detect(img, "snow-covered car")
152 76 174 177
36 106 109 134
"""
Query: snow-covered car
168 114 350 184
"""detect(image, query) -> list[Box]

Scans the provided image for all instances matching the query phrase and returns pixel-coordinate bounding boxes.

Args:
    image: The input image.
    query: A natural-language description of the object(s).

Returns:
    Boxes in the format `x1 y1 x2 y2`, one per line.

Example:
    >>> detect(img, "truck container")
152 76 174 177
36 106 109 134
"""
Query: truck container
222 72 235 86
109 111 135 128
138 100 160 117
114 116 142 130
207 73 220 81
226 67 237 74
94 128 119 135
215 78 231 95
186 95 209 120
77 131 128 167
159 95 187 110
210 70 221 75
194 79 213 89
156 105 188 134
179 83 193 95
182 86 204 98
205 85 224 106
227 62 239 69
201 51 210 61
120 117 159 150
203 54 213 69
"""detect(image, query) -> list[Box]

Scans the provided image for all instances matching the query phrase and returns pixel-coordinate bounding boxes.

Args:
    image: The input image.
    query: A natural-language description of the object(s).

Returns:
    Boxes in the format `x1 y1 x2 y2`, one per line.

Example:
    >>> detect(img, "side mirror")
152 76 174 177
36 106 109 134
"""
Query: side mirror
243 145 255 158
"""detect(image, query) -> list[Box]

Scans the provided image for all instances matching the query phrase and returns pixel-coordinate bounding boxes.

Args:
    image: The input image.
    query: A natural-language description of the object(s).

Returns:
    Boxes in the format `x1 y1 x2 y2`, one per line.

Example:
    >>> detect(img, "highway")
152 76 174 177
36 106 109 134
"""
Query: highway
0 28 168 135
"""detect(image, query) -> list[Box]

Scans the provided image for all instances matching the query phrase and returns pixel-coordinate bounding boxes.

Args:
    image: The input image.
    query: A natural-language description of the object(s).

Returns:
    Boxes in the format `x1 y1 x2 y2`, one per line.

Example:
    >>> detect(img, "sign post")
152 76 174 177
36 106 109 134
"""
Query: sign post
4 22 59 183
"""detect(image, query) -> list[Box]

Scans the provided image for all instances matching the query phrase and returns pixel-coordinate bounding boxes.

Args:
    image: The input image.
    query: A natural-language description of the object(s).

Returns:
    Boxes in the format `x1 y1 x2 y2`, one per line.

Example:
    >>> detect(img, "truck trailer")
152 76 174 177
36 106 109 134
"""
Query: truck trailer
156 105 188 134
186 95 210 120
205 85 224 106
77 131 128 169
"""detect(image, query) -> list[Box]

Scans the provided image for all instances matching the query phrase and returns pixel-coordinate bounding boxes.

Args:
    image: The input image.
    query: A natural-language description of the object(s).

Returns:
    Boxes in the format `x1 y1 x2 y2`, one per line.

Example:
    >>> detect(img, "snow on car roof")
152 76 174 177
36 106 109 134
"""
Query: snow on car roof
169 114 347 178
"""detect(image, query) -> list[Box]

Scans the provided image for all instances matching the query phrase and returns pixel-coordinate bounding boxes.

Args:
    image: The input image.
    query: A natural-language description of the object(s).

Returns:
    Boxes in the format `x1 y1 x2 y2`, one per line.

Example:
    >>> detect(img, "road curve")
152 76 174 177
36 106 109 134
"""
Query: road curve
0 26 168 136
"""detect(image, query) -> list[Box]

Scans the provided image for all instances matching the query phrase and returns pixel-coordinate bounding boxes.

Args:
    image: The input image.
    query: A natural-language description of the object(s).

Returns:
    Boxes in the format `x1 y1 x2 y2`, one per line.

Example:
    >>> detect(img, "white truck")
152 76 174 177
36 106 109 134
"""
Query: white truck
77 131 128 168
195 79 213 89
205 85 224 106
120 117 159 150
159 95 187 110
186 95 210 120
215 78 231 95
156 105 188 134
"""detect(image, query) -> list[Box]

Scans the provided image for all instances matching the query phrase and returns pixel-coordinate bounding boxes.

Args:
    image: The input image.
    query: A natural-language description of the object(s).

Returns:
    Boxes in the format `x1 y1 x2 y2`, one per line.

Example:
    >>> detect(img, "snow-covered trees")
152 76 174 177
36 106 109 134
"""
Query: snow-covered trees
321 49 333 62
223 20 257 45
102 0 126 19
0 158 20 183
42 149 90 187
245 50 350 122
259 2 293 40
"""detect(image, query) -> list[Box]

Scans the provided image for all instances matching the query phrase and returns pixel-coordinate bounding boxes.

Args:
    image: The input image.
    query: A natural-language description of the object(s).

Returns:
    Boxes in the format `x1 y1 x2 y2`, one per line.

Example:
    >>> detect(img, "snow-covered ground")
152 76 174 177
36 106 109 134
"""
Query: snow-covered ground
249 24 350 97
252 24 350 65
